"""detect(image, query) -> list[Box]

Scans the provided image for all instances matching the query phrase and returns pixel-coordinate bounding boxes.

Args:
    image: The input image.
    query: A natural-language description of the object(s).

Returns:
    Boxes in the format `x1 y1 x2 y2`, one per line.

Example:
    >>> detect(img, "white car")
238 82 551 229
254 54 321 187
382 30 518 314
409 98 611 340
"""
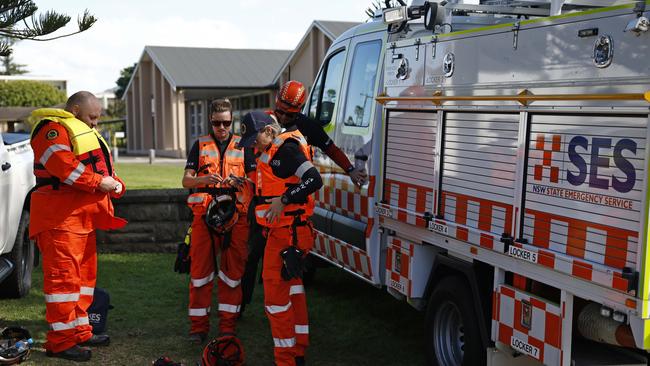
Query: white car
0 132 36 298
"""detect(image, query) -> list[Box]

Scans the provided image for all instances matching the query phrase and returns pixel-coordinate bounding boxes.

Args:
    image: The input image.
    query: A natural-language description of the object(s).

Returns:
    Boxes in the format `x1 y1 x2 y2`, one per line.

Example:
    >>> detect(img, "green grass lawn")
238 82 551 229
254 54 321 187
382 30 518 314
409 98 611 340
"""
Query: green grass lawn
115 163 184 190
0 253 426 365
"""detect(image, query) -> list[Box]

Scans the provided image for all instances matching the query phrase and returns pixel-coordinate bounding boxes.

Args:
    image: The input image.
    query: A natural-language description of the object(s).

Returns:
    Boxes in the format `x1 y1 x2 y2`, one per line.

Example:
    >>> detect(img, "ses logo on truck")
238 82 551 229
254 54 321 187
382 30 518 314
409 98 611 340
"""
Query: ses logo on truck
531 133 638 211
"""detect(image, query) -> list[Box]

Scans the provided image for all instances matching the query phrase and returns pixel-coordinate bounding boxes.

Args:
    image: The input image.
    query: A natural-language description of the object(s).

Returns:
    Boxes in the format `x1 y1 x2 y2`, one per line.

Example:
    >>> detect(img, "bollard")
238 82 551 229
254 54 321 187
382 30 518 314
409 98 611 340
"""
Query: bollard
149 149 155 164
112 147 119 162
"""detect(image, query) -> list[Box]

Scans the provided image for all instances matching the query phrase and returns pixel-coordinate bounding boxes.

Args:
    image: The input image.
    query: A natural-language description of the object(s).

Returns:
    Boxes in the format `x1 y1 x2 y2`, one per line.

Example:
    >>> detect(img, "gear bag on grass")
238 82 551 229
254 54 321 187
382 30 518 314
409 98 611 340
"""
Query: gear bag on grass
88 288 113 334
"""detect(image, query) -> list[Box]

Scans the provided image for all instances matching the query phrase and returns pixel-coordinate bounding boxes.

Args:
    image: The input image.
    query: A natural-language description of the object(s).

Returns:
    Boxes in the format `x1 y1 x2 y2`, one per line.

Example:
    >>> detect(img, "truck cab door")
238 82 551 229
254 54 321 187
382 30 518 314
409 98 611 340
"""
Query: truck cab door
329 32 384 252
306 43 349 237
0 134 11 251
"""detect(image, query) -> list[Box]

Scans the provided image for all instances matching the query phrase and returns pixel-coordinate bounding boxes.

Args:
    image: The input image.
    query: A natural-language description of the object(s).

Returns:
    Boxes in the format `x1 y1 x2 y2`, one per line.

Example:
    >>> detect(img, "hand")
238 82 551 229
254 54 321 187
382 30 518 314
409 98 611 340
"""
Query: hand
264 196 286 224
348 167 368 187
200 174 222 185
98 176 118 192
223 174 244 188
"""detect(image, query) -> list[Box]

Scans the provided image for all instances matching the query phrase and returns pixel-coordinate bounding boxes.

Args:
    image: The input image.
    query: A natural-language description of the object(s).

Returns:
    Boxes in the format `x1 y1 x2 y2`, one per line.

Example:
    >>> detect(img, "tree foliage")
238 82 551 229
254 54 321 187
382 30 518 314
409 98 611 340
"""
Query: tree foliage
0 1 97 56
115 63 136 99
0 36 26 74
0 80 66 107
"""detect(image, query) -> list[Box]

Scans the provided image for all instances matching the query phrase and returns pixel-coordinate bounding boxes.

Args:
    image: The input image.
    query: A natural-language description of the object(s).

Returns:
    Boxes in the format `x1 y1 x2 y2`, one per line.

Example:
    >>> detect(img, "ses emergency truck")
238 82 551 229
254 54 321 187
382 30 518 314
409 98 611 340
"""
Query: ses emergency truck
304 0 650 365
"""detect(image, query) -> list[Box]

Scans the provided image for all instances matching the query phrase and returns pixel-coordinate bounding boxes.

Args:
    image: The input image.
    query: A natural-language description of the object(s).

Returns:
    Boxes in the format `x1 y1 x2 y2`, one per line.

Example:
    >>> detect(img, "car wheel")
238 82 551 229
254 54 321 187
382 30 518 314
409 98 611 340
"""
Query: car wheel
425 276 485 366
0 210 34 298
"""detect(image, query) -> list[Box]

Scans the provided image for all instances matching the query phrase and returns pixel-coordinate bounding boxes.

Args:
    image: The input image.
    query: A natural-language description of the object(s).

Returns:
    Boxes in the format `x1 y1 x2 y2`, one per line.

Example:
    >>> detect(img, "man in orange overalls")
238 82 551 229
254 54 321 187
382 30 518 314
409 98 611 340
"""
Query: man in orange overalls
182 98 252 346
238 111 323 366
30 91 127 362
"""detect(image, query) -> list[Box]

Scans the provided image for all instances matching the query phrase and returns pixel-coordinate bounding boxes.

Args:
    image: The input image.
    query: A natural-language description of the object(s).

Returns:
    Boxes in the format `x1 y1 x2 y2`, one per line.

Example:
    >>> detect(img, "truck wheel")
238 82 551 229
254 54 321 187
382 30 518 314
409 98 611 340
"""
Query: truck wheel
0 211 34 298
425 276 485 366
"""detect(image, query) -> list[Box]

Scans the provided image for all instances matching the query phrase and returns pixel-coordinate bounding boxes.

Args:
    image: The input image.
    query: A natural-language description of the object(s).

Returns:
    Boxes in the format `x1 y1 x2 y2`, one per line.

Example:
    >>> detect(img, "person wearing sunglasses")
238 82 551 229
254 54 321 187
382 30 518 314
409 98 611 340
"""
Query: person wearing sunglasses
181 98 252 347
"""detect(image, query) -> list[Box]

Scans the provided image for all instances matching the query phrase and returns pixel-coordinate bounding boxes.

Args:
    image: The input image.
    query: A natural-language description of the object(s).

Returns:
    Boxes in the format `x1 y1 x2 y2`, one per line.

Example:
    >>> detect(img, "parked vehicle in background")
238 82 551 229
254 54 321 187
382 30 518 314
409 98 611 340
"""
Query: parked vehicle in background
307 0 650 365
0 132 36 298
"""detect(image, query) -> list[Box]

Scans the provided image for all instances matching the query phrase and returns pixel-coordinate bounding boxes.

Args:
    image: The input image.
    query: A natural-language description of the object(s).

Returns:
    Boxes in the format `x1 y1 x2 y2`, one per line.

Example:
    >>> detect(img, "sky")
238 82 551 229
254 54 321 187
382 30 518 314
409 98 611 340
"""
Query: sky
12 0 374 95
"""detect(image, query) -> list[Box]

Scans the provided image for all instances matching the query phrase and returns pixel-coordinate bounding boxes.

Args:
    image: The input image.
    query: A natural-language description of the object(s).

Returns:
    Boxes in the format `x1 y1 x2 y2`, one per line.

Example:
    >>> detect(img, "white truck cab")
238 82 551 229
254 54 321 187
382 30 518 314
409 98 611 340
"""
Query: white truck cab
0 132 36 298
306 0 650 365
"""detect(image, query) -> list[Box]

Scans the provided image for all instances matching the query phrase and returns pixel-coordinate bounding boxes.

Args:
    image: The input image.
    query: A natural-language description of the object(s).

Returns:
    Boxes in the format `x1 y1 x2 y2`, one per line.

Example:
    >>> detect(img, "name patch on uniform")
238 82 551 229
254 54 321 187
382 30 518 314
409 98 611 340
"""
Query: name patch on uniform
46 129 59 140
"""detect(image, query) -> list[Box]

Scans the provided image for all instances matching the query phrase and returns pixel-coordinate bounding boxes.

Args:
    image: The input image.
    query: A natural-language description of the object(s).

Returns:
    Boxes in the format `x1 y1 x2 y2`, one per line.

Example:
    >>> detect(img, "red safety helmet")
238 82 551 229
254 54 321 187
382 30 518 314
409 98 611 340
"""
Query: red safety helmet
201 334 245 366
276 80 307 113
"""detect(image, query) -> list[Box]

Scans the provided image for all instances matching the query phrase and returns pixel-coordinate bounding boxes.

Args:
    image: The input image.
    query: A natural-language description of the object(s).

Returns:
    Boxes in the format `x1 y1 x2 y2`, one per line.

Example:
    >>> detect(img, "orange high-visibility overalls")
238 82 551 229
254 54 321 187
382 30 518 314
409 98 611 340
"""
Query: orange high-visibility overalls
256 130 315 366
29 108 126 353
186 134 252 335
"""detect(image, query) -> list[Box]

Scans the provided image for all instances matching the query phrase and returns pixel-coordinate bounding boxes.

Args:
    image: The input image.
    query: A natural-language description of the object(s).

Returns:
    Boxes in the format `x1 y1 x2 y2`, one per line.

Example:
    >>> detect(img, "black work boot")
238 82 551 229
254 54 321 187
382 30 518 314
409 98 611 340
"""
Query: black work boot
46 345 92 362
79 334 111 347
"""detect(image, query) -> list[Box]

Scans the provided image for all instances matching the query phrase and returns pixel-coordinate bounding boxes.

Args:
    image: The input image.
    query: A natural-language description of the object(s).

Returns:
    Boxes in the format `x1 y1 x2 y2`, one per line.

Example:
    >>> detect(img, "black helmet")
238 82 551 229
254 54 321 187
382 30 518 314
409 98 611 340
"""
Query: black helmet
0 327 32 365
205 194 238 234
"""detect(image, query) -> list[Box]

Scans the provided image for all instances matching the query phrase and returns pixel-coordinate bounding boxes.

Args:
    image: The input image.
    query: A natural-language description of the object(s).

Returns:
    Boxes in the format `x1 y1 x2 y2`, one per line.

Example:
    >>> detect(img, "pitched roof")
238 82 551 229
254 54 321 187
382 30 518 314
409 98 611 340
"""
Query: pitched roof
143 46 291 90
315 20 362 40
272 20 361 84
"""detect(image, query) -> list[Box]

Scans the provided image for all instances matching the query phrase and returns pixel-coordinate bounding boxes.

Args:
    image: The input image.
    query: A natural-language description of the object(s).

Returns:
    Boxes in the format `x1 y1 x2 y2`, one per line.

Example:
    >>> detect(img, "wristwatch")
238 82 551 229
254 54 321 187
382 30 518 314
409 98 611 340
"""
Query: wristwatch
280 194 289 205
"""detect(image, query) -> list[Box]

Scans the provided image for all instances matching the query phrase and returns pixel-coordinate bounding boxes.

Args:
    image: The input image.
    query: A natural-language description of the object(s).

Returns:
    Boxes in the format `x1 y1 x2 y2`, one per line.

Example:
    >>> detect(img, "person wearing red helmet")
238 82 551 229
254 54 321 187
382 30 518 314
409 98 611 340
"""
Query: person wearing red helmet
239 80 368 320
273 80 367 186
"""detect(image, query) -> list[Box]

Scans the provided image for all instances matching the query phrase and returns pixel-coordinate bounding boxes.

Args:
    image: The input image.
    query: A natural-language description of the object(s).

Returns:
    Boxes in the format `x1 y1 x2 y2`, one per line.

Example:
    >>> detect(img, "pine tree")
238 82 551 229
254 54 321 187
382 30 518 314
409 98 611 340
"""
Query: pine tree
0 0 96 57
0 36 27 74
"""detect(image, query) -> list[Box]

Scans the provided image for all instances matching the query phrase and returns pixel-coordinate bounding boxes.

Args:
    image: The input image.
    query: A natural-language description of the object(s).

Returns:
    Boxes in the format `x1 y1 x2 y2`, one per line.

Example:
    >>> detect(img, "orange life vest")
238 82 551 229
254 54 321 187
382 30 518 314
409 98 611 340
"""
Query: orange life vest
192 134 252 213
32 117 112 189
255 130 314 228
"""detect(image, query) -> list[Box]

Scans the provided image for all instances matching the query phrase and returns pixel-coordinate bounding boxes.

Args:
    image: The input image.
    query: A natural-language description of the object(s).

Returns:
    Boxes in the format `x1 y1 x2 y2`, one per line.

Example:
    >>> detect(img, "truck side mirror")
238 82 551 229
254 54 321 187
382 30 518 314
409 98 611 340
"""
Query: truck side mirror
424 2 438 31
319 101 335 126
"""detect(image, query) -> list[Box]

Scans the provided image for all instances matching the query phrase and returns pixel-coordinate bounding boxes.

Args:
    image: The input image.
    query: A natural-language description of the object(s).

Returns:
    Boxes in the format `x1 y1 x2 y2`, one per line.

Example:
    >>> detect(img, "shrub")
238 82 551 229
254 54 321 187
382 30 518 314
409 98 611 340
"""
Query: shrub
0 80 67 107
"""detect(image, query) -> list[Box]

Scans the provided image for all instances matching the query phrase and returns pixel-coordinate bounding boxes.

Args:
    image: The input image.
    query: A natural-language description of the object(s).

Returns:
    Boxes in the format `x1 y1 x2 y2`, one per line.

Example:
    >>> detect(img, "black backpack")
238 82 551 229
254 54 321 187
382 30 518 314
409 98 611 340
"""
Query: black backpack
88 288 113 334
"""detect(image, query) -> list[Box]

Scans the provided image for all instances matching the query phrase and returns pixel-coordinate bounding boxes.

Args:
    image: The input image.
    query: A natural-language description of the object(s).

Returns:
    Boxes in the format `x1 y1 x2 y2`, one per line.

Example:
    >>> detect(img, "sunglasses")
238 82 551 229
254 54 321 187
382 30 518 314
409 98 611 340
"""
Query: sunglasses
211 120 232 128
274 109 297 118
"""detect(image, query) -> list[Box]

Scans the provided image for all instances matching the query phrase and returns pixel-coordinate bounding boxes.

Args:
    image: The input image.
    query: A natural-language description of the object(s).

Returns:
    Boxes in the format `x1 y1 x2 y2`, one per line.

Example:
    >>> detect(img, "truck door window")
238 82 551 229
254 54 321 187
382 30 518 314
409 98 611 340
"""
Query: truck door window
308 50 346 126
343 40 381 128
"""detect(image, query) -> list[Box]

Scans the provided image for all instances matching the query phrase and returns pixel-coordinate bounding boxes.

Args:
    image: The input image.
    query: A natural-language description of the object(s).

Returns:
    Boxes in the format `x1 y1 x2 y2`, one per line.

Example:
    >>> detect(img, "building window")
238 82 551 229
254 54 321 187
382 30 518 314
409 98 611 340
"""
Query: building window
189 101 205 139
261 93 270 108
241 96 251 110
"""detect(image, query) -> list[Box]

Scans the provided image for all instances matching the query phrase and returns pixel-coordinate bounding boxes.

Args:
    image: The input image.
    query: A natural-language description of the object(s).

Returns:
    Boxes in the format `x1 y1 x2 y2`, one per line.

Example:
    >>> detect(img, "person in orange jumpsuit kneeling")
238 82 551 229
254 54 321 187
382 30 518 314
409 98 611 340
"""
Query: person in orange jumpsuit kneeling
29 91 127 362
238 111 322 366
182 99 252 347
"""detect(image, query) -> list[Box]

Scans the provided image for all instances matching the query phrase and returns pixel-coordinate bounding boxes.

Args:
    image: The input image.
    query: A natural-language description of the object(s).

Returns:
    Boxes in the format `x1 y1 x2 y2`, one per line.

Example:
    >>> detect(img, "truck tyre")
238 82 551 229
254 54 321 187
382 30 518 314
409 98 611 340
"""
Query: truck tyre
425 276 485 366
0 210 34 298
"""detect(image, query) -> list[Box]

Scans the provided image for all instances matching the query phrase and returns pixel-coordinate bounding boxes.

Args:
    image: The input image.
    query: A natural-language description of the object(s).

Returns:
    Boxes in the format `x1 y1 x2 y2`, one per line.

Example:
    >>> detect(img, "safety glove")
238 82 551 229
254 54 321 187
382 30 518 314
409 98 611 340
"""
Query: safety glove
280 246 305 281
174 226 192 274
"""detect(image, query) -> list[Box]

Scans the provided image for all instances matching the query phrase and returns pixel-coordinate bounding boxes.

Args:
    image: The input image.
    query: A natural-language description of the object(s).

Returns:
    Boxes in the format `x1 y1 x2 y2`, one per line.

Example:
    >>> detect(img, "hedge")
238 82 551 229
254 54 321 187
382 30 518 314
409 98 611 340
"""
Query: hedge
0 80 67 107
